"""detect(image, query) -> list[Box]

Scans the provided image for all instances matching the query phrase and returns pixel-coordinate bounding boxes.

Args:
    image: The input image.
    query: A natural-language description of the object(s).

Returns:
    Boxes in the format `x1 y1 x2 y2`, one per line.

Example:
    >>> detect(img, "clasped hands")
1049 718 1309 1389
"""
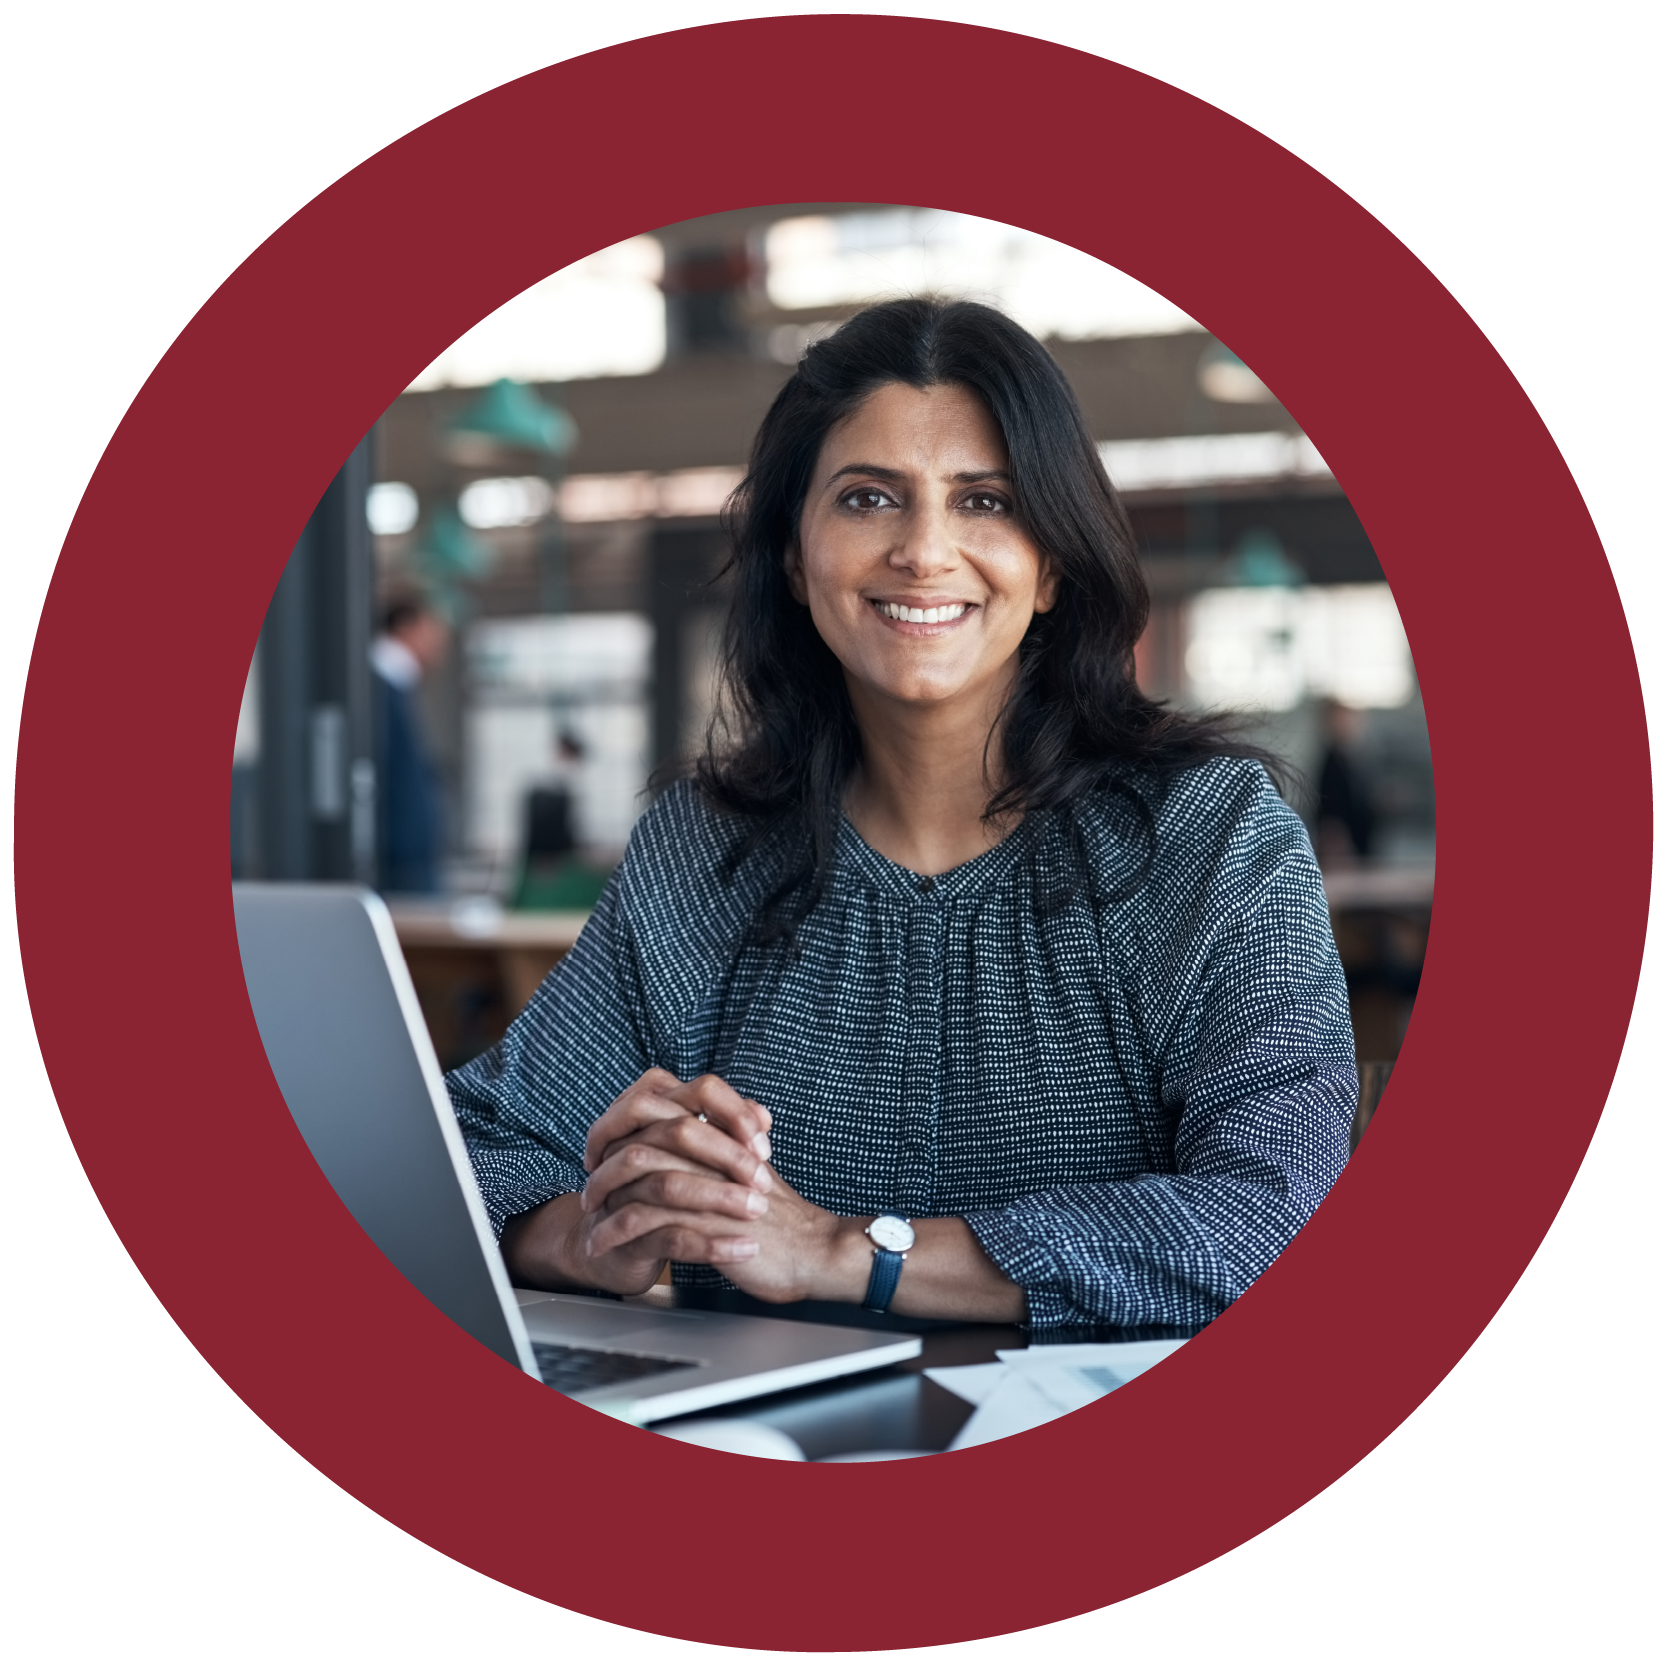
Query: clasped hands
499 1068 1026 1321
506 1068 867 1304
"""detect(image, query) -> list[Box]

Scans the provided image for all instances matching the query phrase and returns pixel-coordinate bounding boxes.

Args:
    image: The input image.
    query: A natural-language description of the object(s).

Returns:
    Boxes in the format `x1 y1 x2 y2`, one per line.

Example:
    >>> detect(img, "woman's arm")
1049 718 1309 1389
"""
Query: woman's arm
446 875 643 1237
963 830 1357 1330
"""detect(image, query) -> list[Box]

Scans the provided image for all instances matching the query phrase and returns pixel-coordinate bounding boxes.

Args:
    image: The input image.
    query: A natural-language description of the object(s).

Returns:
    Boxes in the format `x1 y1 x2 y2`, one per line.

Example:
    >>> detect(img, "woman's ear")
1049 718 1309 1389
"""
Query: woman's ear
783 540 809 605
1033 557 1060 615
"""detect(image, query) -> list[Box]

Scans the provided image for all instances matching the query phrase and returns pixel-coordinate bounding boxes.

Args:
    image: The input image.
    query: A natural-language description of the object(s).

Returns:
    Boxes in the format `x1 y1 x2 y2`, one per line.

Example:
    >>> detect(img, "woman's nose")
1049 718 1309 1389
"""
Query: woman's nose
891 506 959 576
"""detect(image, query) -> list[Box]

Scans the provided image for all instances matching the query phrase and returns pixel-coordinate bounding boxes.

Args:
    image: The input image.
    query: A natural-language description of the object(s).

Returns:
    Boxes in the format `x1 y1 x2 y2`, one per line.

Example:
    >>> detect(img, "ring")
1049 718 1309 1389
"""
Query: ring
696 1112 709 1123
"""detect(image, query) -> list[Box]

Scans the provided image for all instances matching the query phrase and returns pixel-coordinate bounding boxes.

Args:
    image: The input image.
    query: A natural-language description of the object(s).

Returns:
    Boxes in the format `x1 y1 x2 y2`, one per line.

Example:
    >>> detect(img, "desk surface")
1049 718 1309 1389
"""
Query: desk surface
1322 864 1435 910
632 1286 1197 1459
385 898 590 951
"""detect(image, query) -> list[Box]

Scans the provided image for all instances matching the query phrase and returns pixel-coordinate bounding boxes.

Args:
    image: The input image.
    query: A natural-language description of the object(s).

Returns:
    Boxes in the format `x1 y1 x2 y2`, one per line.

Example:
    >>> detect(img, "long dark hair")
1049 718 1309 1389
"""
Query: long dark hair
690 297 1274 938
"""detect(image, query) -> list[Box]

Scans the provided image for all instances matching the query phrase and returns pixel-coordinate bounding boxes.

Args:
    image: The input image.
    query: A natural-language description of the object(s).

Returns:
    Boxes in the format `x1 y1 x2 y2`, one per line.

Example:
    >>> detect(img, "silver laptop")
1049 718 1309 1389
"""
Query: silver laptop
232 883 920 1423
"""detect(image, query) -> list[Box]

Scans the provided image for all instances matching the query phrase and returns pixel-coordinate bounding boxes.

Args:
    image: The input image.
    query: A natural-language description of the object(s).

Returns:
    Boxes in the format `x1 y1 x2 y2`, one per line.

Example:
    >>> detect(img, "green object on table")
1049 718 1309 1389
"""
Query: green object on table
512 858 612 912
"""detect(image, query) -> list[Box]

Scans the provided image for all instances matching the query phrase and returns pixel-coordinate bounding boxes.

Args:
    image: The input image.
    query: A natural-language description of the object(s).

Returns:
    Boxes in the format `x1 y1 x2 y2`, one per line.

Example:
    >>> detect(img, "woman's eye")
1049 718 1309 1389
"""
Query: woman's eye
840 488 895 512
960 492 1010 515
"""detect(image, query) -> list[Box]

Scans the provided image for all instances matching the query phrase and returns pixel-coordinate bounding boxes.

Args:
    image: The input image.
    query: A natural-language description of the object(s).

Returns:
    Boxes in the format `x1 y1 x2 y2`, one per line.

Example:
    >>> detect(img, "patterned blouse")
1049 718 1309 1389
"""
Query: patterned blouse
446 760 1356 1329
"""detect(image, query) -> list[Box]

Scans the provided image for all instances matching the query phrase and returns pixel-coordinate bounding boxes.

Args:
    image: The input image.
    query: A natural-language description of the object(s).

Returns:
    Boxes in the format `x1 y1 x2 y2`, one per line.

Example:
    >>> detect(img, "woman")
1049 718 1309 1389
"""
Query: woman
448 298 1355 1331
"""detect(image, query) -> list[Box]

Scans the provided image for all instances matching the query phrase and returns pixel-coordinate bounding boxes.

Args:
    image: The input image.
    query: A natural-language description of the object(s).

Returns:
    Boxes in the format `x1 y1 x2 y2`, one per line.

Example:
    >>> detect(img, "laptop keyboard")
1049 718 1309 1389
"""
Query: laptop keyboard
532 1342 699 1395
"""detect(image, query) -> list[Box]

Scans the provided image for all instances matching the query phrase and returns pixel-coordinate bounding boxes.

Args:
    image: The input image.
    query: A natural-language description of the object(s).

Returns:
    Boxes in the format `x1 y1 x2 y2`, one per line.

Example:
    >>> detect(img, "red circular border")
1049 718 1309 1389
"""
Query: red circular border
16 17 1651 1651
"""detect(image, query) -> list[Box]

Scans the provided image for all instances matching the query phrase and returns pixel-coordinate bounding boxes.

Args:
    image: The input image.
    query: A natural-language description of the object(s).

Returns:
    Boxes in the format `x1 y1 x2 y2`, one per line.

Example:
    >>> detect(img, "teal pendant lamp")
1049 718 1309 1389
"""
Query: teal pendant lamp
420 501 495 579
1232 528 1304 588
449 378 577 458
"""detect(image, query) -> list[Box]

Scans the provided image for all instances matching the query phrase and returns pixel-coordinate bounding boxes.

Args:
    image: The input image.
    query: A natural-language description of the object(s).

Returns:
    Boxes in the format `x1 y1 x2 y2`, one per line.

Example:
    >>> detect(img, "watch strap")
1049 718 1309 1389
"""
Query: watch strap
863 1245 905 1312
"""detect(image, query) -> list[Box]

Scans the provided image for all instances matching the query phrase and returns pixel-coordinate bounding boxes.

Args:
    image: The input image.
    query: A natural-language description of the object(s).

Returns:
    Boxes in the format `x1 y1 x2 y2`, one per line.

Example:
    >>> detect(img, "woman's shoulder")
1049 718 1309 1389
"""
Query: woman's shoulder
1153 754 1298 846
612 778 779 934
619 776 733 865
1072 756 1318 916
1073 754 1289 844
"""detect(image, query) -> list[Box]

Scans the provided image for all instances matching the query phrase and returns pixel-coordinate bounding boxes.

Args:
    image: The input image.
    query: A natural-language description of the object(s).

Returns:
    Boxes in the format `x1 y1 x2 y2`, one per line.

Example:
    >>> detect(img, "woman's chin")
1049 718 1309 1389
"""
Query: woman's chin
840 642 1018 713
863 671 986 711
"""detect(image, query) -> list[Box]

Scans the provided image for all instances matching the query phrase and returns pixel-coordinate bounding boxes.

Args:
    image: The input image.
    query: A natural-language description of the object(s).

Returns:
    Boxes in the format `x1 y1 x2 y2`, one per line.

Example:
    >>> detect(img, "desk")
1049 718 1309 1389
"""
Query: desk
631 1287 1198 1458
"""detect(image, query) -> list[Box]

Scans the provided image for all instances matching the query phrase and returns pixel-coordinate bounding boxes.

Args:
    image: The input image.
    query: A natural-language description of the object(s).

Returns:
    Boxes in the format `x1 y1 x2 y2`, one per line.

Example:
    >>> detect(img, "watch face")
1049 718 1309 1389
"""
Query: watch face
869 1214 916 1253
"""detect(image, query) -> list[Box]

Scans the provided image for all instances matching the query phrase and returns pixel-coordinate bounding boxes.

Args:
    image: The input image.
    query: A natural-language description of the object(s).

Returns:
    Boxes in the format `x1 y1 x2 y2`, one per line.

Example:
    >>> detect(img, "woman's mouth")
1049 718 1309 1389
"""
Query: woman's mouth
869 599 974 628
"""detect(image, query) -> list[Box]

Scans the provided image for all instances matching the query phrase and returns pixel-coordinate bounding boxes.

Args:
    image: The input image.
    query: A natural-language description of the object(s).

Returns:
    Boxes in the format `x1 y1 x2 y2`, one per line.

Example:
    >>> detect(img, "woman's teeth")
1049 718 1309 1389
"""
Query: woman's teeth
873 601 970 624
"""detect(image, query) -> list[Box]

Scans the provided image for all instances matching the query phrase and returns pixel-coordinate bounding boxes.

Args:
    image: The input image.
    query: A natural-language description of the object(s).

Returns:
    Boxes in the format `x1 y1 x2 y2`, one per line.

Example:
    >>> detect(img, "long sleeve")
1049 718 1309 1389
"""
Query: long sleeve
445 871 652 1236
963 787 1356 1330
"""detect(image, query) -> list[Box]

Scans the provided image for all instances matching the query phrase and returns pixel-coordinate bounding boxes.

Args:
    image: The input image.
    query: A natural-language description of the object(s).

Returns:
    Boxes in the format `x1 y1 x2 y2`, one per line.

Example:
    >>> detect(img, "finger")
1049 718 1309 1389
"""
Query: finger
582 1141 763 1214
583 1072 690 1171
602 1116 773 1193
595 1117 772 1192
666 1075 773 1161
601 1169 770 1224
585 1203 760 1264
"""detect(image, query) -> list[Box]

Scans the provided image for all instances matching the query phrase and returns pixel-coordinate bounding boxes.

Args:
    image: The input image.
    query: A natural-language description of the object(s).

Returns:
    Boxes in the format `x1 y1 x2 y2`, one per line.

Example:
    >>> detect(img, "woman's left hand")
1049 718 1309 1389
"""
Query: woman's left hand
689 1163 864 1305
587 1148 869 1305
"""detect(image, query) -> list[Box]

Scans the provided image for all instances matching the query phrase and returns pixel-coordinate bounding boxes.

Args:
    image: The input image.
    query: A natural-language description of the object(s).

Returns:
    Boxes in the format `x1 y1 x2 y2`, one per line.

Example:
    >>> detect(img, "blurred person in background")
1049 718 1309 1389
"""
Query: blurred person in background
372 592 448 895
448 299 1356 1332
523 730 585 865
514 730 612 910
1315 698 1378 870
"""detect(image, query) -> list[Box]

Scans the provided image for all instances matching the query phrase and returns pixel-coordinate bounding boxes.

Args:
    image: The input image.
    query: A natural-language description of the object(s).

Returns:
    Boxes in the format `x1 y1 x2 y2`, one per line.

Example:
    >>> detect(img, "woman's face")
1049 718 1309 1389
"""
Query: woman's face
787 381 1057 715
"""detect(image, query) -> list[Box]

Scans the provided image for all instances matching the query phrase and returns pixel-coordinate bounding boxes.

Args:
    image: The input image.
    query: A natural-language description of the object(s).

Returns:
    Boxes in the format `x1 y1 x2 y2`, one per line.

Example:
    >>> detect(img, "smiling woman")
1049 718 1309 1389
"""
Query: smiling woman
787 381 1059 878
446 299 1357 1334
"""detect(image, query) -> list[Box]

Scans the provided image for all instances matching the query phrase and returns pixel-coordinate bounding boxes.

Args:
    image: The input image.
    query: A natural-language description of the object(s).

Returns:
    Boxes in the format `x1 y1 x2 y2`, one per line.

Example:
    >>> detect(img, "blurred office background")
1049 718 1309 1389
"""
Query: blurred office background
231 204 1432 1070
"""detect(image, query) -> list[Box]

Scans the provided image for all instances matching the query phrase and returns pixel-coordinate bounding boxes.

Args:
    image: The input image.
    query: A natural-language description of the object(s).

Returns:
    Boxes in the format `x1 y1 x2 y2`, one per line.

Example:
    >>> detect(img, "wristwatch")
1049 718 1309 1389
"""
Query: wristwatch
862 1214 916 1312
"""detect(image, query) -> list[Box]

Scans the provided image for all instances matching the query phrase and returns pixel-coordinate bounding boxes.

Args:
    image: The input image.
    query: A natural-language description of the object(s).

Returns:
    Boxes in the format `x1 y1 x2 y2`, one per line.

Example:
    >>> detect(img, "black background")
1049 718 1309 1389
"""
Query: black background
19 19 1646 1646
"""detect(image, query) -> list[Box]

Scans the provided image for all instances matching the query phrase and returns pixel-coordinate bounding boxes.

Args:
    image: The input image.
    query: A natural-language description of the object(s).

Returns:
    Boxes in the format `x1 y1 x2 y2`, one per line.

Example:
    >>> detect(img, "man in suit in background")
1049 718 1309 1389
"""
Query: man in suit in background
371 594 449 894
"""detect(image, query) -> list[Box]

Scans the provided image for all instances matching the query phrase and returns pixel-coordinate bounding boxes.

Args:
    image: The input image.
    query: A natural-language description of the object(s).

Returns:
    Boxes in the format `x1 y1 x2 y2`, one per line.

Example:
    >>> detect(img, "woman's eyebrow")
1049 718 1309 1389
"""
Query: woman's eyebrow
825 463 906 486
823 463 1012 486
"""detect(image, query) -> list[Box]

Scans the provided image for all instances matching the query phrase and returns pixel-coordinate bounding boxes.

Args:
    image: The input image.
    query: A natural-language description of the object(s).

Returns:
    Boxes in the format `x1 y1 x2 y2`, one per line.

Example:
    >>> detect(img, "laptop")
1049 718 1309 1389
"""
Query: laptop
232 883 920 1424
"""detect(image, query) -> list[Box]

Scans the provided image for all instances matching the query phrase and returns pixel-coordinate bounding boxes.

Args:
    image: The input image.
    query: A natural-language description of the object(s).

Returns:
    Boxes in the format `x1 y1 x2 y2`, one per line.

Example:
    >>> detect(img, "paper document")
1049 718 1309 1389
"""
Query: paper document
922 1362 1007 1406
946 1339 1190 1449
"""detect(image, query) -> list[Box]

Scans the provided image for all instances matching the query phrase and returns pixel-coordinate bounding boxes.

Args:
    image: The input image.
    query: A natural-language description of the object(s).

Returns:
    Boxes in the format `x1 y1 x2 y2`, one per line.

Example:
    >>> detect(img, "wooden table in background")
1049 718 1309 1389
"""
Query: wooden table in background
385 901 588 1071
1322 865 1435 912
1324 864 1434 1062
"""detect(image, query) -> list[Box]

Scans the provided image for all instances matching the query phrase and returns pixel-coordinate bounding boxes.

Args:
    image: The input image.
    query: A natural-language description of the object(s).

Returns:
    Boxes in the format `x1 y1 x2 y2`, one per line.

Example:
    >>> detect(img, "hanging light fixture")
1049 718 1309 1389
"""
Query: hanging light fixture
1231 527 1304 587
446 378 577 461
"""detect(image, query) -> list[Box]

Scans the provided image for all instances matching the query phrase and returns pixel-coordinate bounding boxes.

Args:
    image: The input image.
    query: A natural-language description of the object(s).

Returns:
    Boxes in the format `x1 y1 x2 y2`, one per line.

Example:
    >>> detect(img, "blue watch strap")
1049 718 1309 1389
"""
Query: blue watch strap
863 1246 905 1312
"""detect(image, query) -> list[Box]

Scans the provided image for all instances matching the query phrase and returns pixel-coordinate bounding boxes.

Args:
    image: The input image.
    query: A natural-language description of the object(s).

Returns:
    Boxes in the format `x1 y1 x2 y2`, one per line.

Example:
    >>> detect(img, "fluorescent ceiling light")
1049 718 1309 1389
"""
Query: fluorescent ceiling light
459 476 553 529
1100 433 1332 493
765 210 1198 340
367 481 419 536
558 467 744 523
408 237 666 390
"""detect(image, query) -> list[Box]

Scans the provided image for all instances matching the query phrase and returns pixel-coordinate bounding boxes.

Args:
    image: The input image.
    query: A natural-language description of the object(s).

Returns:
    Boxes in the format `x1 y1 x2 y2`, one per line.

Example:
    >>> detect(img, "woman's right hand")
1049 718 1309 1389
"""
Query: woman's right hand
500 1069 774 1295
